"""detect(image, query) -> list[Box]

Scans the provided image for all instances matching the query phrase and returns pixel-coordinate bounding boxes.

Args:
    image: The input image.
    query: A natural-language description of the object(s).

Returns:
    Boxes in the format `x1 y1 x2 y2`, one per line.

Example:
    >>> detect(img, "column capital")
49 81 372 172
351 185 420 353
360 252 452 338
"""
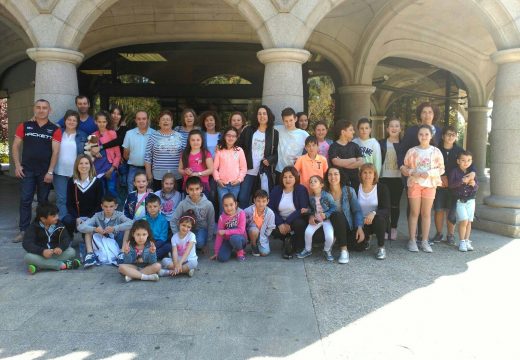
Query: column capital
338 85 376 95
27 47 84 66
257 48 311 65
491 48 520 65
468 106 491 113
370 115 386 121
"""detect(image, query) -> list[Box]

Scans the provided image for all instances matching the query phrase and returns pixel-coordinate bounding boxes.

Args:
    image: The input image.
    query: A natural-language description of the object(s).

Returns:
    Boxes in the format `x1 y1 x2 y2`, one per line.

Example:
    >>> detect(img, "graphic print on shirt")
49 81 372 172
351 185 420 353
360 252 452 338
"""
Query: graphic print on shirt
359 146 374 164
224 214 239 230
251 137 265 160
176 240 188 257
157 135 182 154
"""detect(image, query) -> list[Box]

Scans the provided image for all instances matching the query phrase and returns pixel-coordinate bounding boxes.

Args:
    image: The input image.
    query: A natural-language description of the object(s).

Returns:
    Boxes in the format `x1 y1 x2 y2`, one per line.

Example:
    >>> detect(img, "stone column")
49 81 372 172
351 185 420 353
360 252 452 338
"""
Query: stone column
257 48 311 124
466 106 490 178
338 85 375 126
370 115 386 139
26 47 84 122
474 49 520 237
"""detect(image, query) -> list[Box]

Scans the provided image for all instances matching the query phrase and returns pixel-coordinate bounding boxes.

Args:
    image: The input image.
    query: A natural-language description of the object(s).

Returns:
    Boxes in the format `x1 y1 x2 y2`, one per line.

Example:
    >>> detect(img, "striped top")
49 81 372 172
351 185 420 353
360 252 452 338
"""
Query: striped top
144 131 183 180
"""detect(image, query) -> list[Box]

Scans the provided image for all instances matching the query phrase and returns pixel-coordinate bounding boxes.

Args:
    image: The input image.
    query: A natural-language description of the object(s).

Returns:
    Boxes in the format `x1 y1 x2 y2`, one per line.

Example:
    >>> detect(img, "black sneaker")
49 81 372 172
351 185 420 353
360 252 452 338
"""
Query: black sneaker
251 245 260 257
282 237 293 259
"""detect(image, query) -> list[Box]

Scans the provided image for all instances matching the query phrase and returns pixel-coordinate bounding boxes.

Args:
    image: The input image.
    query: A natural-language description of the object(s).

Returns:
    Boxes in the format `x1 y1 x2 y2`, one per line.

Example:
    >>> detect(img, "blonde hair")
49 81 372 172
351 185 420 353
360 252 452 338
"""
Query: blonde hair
359 163 379 184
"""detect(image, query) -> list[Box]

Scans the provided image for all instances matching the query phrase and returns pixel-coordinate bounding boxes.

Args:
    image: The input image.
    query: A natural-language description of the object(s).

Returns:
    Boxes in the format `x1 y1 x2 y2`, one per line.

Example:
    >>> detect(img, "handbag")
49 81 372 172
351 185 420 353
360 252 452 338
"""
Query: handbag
92 233 120 266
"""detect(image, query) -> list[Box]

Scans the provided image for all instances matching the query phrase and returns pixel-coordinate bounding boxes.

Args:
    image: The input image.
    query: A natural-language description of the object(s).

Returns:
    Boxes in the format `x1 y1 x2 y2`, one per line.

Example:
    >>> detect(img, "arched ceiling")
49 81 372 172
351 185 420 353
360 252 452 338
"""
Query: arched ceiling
77 0 259 58
0 8 32 77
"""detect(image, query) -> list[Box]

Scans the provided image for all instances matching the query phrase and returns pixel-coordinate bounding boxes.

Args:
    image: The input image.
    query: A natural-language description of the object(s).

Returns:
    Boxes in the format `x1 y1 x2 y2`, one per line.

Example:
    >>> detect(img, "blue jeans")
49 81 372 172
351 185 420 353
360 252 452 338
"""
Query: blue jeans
19 169 52 231
217 234 247 262
53 174 70 220
101 171 118 198
127 165 145 192
194 228 209 249
238 174 257 209
118 162 128 188
217 183 241 213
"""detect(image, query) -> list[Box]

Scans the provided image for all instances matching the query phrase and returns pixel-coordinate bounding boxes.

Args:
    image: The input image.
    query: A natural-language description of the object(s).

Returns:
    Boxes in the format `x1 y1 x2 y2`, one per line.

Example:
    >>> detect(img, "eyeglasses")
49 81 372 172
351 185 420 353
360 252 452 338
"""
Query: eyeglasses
225 134 237 138
445 133 457 137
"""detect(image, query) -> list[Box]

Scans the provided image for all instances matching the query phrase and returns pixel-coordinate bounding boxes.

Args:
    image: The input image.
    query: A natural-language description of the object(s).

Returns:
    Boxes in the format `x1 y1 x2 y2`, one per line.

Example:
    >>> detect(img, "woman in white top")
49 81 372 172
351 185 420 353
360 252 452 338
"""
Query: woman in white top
355 164 391 260
53 110 87 220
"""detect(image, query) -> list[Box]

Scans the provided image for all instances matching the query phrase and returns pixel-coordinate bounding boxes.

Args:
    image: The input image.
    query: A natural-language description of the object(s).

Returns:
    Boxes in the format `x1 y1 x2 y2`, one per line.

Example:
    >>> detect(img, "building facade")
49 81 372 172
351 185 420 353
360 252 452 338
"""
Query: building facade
0 0 519 237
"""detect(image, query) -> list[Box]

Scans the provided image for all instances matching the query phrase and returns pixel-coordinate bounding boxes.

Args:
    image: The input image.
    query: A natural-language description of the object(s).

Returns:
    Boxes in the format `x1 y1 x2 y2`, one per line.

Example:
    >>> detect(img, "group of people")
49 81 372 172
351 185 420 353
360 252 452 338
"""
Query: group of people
13 96 479 282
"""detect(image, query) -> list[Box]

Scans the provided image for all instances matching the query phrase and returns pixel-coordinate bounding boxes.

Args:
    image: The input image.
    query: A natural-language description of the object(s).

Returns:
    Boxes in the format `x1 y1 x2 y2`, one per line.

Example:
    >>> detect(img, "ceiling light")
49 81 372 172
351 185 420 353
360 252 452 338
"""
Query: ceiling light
119 53 167 62
80 69 112 75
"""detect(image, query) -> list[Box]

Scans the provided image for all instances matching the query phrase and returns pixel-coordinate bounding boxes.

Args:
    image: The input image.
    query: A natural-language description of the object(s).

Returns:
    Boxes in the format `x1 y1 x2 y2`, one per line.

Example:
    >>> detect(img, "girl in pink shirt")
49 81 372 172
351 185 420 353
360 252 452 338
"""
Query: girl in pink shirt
179 129 214 194
211 193 247 262
93 111 121 198
213 127 247 213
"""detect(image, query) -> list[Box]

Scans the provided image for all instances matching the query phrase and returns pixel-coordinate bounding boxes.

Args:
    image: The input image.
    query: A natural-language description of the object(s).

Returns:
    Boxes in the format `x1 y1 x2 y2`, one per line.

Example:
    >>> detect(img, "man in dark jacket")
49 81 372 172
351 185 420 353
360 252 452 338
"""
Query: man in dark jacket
23 203 80 274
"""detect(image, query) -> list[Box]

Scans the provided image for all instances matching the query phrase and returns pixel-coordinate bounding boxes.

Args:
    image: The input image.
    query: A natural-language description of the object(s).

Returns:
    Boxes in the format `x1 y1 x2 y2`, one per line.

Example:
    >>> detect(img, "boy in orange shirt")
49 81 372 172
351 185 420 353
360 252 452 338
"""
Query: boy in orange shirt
294 136 328 191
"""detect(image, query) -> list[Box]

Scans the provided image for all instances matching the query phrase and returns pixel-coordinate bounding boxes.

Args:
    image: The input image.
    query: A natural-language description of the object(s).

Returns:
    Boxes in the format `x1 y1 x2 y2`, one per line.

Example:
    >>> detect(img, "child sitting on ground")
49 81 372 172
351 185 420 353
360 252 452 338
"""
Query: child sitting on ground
145 193 170 260
449 151 479 252
244 189 276 256
124 171 151 220
160 210 198 277
77 195 133 267
23 203 81 274
211 193 247 262
154 172 182 223
119 220 161 282
171 176 215 254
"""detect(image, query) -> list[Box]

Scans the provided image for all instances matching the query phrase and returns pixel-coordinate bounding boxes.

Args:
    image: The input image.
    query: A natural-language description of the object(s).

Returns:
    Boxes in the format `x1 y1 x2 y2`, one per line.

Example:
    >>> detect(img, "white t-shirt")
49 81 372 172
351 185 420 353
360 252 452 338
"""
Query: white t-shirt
54 132 77 177
275 125 308 172
247 130 266 176
171 231 197 262
206 133 220 158
358 184 378 217
381 141 401 178
278 190 296 220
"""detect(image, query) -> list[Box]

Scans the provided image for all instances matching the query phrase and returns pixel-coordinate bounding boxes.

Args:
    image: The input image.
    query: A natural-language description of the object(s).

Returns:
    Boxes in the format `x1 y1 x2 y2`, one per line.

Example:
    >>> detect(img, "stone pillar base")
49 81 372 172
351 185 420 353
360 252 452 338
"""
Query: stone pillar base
474 205 520 238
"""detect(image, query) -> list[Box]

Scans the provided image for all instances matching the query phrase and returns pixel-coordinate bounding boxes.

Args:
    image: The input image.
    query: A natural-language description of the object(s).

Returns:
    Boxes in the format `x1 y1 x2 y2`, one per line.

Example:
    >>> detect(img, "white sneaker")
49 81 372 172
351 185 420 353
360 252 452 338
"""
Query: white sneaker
420 240 433 253
338 250 349 264
459 240 468 252
466 240 474 251
188 268 195 277
408 240 419 252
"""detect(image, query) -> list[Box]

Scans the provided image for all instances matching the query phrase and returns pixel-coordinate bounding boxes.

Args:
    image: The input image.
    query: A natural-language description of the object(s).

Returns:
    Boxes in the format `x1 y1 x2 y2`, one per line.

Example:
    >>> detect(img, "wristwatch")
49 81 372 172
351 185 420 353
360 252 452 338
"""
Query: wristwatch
47 171 53 175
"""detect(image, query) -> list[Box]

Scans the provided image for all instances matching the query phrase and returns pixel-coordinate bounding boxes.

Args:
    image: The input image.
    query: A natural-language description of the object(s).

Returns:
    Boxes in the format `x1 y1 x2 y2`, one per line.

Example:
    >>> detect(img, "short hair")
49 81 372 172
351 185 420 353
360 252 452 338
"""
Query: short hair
359 163 379 184
457 150 473 159
313 120 328 130
281 107 296 118
200 111 221 132
34 99 50 106
75 95 90 105
158 110 174 123
36 202 58 220
135 110 148 119
279 166 300 186
145 193 161 205
94 111 112 130
101 194 118 205
416 102 440 123
73 154 97 180
185 176 202 188
442 125 457 136
62 110 80 124
357 117 372 129
253 189 269 200
305 135 318 146
181 108 198 127
334 120 353 140
251 105 275 128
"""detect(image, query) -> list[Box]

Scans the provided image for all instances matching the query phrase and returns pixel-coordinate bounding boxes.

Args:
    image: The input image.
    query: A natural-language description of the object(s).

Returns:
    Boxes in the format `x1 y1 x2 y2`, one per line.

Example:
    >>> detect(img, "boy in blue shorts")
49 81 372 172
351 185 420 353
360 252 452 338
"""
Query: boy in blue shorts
448 151 478 252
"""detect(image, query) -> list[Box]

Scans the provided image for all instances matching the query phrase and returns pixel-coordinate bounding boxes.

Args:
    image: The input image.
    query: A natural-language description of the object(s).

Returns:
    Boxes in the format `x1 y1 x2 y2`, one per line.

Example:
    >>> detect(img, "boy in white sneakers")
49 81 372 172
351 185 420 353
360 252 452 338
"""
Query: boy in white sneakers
244 190 276 256
448 151 478 252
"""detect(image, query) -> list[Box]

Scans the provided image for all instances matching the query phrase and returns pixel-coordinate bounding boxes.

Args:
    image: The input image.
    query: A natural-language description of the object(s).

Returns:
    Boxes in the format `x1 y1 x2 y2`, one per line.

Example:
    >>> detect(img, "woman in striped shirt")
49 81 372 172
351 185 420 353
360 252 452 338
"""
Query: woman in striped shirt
144 110 184 191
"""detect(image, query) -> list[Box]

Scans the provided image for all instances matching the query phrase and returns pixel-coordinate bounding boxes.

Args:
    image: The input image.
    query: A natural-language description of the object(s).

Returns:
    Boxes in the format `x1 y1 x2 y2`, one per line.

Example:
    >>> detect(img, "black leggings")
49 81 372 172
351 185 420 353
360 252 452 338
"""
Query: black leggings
380 177 403 228
363 215 387 247
271 216 307 252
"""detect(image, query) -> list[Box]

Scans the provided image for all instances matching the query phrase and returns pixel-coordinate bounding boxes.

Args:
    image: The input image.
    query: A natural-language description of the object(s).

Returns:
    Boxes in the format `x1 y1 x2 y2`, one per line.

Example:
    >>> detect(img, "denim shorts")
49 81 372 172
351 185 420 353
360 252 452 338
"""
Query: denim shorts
434 188 452 211
455 199 475 222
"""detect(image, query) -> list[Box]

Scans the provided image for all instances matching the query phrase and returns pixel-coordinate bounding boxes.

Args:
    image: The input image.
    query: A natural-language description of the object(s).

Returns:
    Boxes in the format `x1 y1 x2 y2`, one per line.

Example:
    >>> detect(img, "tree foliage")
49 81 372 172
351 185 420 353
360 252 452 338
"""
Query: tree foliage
0 99 8 163
307 75 335 129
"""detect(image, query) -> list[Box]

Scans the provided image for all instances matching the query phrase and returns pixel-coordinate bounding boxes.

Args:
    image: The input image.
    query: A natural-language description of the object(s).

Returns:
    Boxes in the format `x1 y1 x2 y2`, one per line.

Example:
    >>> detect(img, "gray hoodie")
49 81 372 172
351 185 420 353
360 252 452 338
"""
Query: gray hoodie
77 210 133 235
244 205 276 248
170 194 215 240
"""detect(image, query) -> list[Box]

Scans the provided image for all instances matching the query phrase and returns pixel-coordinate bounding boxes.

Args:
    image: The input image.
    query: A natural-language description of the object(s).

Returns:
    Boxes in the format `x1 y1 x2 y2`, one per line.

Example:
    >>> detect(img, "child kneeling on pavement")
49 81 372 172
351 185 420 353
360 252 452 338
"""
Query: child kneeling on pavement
23 203 81 274
244 189 276 256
